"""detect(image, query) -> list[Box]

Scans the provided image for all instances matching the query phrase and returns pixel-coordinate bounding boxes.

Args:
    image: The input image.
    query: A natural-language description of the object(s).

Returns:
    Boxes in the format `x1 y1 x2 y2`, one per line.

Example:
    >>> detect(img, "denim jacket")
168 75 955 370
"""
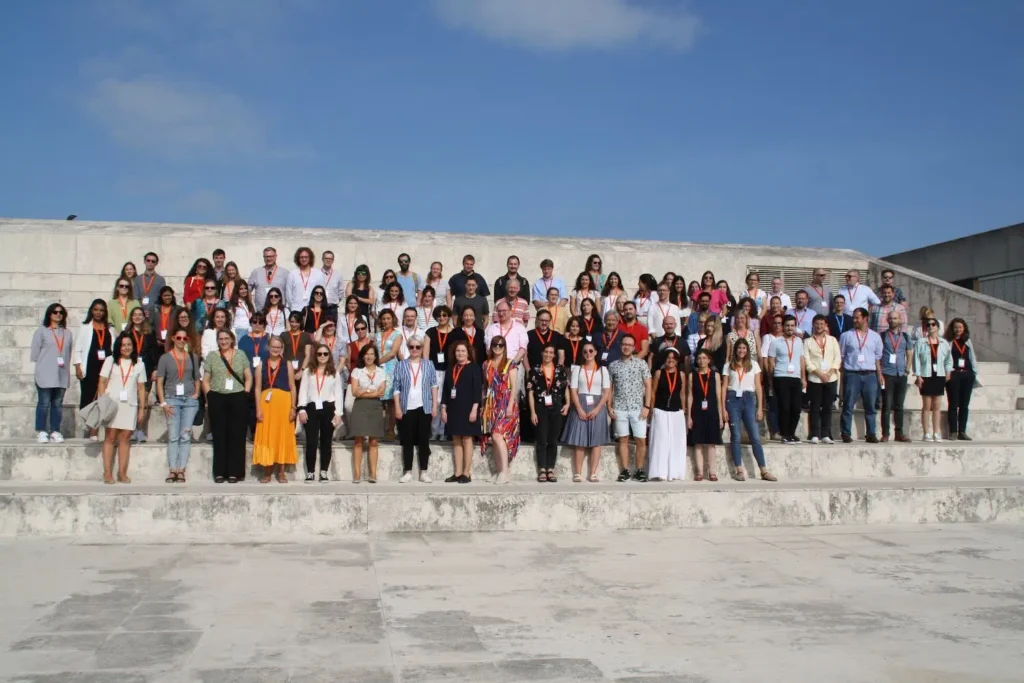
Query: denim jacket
912 338 953 378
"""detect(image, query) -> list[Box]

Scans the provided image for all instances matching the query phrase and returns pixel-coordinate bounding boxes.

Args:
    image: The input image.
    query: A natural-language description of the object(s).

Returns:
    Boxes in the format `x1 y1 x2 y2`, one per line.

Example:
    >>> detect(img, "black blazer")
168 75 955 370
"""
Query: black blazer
827 314 854 339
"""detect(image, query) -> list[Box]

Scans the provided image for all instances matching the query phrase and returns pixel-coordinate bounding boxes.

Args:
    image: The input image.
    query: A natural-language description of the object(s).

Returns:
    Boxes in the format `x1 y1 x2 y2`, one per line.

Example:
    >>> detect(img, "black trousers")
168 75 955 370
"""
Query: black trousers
807 381 836 439
881 374 908 435
533 402 564 470
209 391 248 480
303 401 336 473
773 377 803 439
946 372 975 434
398 407 431 471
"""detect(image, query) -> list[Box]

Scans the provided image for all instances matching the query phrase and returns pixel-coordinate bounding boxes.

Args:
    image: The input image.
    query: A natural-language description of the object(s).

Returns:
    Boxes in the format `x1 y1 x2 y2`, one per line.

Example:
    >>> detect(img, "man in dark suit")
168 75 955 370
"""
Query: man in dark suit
827 294 854 340
649 315 691 374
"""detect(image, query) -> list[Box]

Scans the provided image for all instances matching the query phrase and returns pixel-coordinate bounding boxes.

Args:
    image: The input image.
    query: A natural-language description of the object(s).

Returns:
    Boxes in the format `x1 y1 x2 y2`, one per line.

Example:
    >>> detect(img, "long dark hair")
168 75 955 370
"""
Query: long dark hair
574 271 594 292
42 303 68 328
186 258 214 279
230 281 255 314
84 298 109 325
307 285 327 309
351 265 371 287
601 272 623 297
158 286 177 308
262 287 286 313
166 307 200 353
669 278 688 308
635 273 658 298
113 332 140 364
944 318 970 342
311 343 338 376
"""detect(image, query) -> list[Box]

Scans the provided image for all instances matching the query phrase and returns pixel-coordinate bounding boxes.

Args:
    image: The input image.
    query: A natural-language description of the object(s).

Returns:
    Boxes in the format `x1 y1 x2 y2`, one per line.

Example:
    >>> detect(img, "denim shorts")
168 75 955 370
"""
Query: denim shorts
613 408 647 438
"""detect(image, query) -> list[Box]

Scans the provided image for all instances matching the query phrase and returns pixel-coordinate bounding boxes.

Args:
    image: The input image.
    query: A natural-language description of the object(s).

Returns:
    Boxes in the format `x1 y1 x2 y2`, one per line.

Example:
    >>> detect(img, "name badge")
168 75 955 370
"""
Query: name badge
56 357 65 367
450 388 457 399
436 352 445 365
253 356 261 367
314 399 324 410
543 394 553 406
175 383 184 396
291 360 299 370
820 360 830 371
160 330 167 340
735 386 744 396
888 353 897 364
957 359 965 368
119 389 129 402
820 302 828 310
701 400 709 411
585 335 593 342
787 363 795 373
601 352 609 361
142 297 150 305
933 363 940 373
224 378 234 391
585 395 595 406
264 391 272 403
121 323 127 331
97 350 106 360
857 353 865 363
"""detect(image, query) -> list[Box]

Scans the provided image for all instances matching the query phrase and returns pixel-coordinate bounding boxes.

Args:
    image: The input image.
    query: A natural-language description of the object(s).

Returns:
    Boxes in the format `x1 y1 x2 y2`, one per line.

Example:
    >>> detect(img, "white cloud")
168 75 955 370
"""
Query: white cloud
432 0 702 51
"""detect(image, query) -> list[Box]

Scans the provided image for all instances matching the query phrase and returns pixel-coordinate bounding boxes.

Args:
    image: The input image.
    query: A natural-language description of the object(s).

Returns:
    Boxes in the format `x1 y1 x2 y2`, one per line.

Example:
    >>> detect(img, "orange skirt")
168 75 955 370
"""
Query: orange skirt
252 388 298 467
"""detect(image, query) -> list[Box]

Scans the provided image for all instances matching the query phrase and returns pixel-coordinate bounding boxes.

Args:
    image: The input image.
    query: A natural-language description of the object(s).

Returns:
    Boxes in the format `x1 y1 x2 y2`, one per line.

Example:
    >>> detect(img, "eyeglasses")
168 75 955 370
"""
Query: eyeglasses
314 292 323 297
145 259 157 264
493 343 506 348
316 352 330 357
174 335 188 341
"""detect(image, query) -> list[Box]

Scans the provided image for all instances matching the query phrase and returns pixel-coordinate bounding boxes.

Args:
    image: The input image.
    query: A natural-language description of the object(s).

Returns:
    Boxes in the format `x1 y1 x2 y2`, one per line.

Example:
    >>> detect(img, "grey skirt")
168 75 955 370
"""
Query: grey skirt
349 397 385 438
561 405 610 448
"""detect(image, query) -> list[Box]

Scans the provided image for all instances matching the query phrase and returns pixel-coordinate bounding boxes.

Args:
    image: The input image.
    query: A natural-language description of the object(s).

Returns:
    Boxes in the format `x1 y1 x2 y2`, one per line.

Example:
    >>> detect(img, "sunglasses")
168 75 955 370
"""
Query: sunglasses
117 284 130 289
204 287 217 291
269 294 280 299
145 259 157 264
52 310 65 316
355 326 367 331
928 323 938 328
316 352 330 357
314 292 324 296
584 349 595 354
408 345 422 350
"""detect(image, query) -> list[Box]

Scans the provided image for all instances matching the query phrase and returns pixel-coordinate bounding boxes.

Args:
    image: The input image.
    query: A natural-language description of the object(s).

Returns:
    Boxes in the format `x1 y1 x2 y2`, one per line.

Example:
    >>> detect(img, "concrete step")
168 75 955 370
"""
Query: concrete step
4 439 1022 484
2 477 1022 535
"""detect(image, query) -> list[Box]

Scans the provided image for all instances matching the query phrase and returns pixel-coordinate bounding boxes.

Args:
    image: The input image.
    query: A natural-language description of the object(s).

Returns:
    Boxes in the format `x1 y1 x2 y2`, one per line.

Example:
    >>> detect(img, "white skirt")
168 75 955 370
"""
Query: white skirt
648 408 687 480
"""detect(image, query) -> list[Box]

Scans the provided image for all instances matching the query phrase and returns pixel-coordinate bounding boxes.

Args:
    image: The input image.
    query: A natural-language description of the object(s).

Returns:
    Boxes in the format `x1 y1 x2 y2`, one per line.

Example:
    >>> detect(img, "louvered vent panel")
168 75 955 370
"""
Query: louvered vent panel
745 266 868 295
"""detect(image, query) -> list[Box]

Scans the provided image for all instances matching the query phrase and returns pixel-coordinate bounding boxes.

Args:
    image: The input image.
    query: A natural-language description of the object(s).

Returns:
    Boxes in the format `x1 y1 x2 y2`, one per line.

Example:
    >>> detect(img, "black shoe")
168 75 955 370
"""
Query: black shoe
841 434 853 444
304 473 315 483
457 475 470 484
957 432 972 441
865 435 879 444
616 469 631 482
319 471 329 482
790 435 801 443
445 474 459 483
632 469 648 482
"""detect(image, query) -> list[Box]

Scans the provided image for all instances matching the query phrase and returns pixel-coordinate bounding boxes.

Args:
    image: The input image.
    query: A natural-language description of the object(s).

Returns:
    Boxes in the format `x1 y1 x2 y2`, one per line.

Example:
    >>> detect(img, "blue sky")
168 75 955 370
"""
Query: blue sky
1 0 1022 254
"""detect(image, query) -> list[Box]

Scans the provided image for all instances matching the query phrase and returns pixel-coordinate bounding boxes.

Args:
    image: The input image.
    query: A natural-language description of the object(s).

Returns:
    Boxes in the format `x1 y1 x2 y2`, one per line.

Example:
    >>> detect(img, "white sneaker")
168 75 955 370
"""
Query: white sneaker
809 437 820 445
419 472 432 484
923 433 934 442
822 437 834 445
134 430 147 443
399 472 413 483
934 435 943 443
37 431 49 444
50 432 64 443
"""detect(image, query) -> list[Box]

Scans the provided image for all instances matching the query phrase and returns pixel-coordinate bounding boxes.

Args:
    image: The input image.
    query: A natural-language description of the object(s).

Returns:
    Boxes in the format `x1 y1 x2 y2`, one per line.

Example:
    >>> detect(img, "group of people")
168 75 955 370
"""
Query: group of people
29 247 979 485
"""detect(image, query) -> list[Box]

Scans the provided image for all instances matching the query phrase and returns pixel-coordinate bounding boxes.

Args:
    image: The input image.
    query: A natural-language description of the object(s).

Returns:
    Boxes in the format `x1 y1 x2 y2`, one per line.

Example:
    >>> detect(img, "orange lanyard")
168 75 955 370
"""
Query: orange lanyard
856 331 868 351
131 329 144 353
542 364 555 392
568 338 580 362
583 317 595 335
814 334 827 357
172 350 187 381
410 361 422 387
696 371 710 399
666 369 679 396
118 298 128 321
265 266 277 284
929 341 939 363
160 306 172 332
312 308 322 330
437 328 450 352
603 330 619 348
299 269 310 290
535 329 552 345
117 360 134 388
266 359 282 388
249 334 264 356
288 332 301 358
583 365 598 392
315 369 327 396
888 331 902 353
94 323 107 349
784 336 796 361
464 327 476 344
451 363 466 386
141 274 157 296
953 339 966 357
51 328 66 354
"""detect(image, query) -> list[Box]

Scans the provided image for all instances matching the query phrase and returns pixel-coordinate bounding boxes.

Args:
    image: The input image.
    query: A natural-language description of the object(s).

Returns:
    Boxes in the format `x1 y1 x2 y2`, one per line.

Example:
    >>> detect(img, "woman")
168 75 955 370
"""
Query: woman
377 269 399 305
913 318 952 442
376 281 405 323
97 333 147 484
119 261 138 283
717 280 737 317
253 335 298 483
527 343 570 482
562 342 611 482
687 280 701 302
693 271 729 314
570 272 601 317
911 306 945 342
375 309 404 440
204 329 253 483
424 305 454 440
760 296 785 335
669 277 691 322
575 297 604 343
647 347 687 481
155 328 201 483
108 277 141 332
449 307 487 367
600 272 626 318
393 337 439 482
262 287 289 336
633 273 657 328
722 339 775 482
662 272 676 287
302 285 336 334
192 279 224 333
219 261 243 302
75 299 115 441
563 317 587 367
687 349 724 481
440 340 482 483
350 343 386 482
166 307 201 354
298 343 344 482
154 287 178 343
347 319 373 373
542 286 570 334
126 307 159 443
422 261 449 307
944 318 978 441
283 311 313 382
734 297 760 337
201 308 234 359
480 336 520 485
696 316 727 375
340 295 370 343
345 265 375 323
315 319 348 370
31 303 73 443
416 286 438 332
743 272 769 315
725 310 759 362
183 258 214 306
229 280 257 339
584 254 606 291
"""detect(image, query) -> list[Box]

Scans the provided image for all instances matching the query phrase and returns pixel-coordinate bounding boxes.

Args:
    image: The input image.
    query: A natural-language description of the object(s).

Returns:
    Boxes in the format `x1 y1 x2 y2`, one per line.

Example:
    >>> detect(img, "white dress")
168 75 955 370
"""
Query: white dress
100 357 147 431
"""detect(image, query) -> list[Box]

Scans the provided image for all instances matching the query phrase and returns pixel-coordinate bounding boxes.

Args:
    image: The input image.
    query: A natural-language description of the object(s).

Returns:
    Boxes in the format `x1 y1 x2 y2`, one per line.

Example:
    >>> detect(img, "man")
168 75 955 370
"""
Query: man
492 278 531 326
608 335 653 482
600 312 624 366
687 292 712 336
869 284 908 334
248 246 290 309
531 259 568 312
880 310 913 442
493 255 530 303
837 269 880 313
448 254 490 299
395 253 422 304
452 278 489 331
880 269 907 305
619 301 650 360
761 314 784 440
134 252 166 318
801 268 833 316
769 277 792 311
524 309 566 371
827 295 854 339
647 282 680 337
649 314 691 373
320 250 344 306
212 248 226 281
838 308 884 443
790 290 814 339
765 316 806 444
485 300 529 370
285 247 325 311
804 315 841 445
400 307 422 348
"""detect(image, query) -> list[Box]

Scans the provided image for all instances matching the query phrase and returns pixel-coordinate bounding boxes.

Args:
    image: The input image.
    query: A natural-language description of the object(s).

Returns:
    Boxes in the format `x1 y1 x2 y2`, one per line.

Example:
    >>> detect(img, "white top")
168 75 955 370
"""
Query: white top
263 307 290 336
687 333 703 356
285 268 326 312
601 294 621 318
743 288 769 314
233 305 253 335
723 362 762 395
424 278 449 305
768 291 792 312
760 333 777 359
837 284 880 313
415 306 438 332
375 299 405 319
647 301 681 336
298 368 344 408
399 327 422 358
633 294 654 323
99 357 148 406
570 364 611 396
401 360 425 411
200 329 219 360
351 366 386 392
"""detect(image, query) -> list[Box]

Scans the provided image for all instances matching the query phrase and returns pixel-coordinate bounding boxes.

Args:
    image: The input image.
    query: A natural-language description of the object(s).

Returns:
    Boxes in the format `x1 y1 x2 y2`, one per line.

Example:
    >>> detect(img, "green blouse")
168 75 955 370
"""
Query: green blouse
204 349 249 394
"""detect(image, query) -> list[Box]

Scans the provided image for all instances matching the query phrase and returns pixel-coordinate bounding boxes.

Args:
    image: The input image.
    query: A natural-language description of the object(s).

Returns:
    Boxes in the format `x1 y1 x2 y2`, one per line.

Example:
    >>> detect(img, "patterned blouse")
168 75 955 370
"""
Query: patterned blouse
525 364 570 409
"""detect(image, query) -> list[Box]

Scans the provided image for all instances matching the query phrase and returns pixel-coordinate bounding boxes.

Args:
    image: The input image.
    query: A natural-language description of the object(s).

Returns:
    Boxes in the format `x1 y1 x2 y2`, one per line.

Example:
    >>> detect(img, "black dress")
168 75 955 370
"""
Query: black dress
425 326 453 373
442 363 482 437
447 327 487 367
562 336 588 367
301 306 338 333
688 370 723 446
79 325 113 409
351 286 372 321
696 337 728 375
575 316 604 343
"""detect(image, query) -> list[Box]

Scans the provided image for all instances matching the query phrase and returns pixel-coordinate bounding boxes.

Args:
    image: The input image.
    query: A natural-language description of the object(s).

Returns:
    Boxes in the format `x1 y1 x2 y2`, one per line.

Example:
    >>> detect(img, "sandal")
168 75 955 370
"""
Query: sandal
760 470 777 482
104 473 115 485
177 473 186 484
537 472 548 483
572 473 582 483
165 473 177 483
547 470 557 483
588 474 599 483
708 473 719 482
227 477 238 484
694 473 704 482
117 474 131 484
214 476 225 484
732 468 746 482
260 474 272 484
276 471 288 484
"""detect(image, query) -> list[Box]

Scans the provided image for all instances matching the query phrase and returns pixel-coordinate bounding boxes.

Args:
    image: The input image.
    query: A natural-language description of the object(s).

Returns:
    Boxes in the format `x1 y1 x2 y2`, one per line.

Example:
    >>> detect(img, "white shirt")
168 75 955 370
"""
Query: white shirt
233 305 253 335
768 290 792 312
485 320 529 360
647 300 681 337
200 329 218 360
570 364 611 395
743 288 769 314
402 360 425 411
298 368 344 408
415 306 437 332
760 333 777 359
723 362 762 395
320 268 344 306
633 293 654 324
286 268 326 312
351 366 386 392
838 284 880 313
263 308 290 336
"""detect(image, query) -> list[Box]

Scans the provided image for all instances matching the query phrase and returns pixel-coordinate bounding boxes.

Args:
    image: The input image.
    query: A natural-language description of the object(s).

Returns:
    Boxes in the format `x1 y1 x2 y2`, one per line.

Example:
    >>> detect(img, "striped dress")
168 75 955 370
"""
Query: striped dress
480 359 521 462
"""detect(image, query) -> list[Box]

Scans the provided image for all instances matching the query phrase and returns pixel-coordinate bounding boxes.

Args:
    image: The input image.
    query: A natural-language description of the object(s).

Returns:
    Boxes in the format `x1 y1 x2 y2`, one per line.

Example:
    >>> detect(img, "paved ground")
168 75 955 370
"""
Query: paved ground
1 526 1022 683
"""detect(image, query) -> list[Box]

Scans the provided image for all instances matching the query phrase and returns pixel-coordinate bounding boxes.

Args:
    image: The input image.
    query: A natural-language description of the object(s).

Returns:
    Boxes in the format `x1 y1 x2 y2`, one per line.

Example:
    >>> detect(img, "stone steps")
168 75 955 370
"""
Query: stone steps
2 477 1022 535
3 439 1021 484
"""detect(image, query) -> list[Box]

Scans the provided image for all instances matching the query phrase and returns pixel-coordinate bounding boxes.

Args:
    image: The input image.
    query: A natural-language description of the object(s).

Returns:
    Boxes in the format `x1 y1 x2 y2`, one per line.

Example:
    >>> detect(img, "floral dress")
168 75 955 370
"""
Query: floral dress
375 329 404 400
480 359 521 462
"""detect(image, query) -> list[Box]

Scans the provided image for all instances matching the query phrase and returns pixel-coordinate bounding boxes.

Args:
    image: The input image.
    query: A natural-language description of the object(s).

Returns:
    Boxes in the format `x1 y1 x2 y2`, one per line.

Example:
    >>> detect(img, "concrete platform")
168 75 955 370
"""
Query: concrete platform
3 440 1023 484
1 478 1022 535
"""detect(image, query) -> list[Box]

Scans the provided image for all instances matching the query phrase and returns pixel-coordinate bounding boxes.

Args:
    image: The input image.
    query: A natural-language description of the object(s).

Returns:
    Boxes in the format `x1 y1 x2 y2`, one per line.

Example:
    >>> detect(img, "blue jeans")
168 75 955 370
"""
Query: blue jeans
165 396 200 469
726 391 766 468
35 386 66 433
841 371 878 437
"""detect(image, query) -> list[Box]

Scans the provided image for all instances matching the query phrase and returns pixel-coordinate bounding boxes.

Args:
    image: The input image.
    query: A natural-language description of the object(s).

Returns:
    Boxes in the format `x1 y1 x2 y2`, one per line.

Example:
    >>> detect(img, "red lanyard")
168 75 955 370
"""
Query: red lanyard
953 339 967 357
856 331 868 351
696 371 710 399
117 360 134 388
583 317 595 335
784 336 796 361
887 331 902 353
410 361 422 387
437 328 450 353
315 369 327 396
94 323 107 349
814 334 827 357
451 363 467 386
266 359 282 388
568 338 580 362
312 308 322 330
666 370 679 396
930 341 939 362
141 274 157 296
131 329 144 353
603 330 619 348
265 266 277 284
535 329 552 344
542 364 555 392
172 350 187 380
289 332 301 358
